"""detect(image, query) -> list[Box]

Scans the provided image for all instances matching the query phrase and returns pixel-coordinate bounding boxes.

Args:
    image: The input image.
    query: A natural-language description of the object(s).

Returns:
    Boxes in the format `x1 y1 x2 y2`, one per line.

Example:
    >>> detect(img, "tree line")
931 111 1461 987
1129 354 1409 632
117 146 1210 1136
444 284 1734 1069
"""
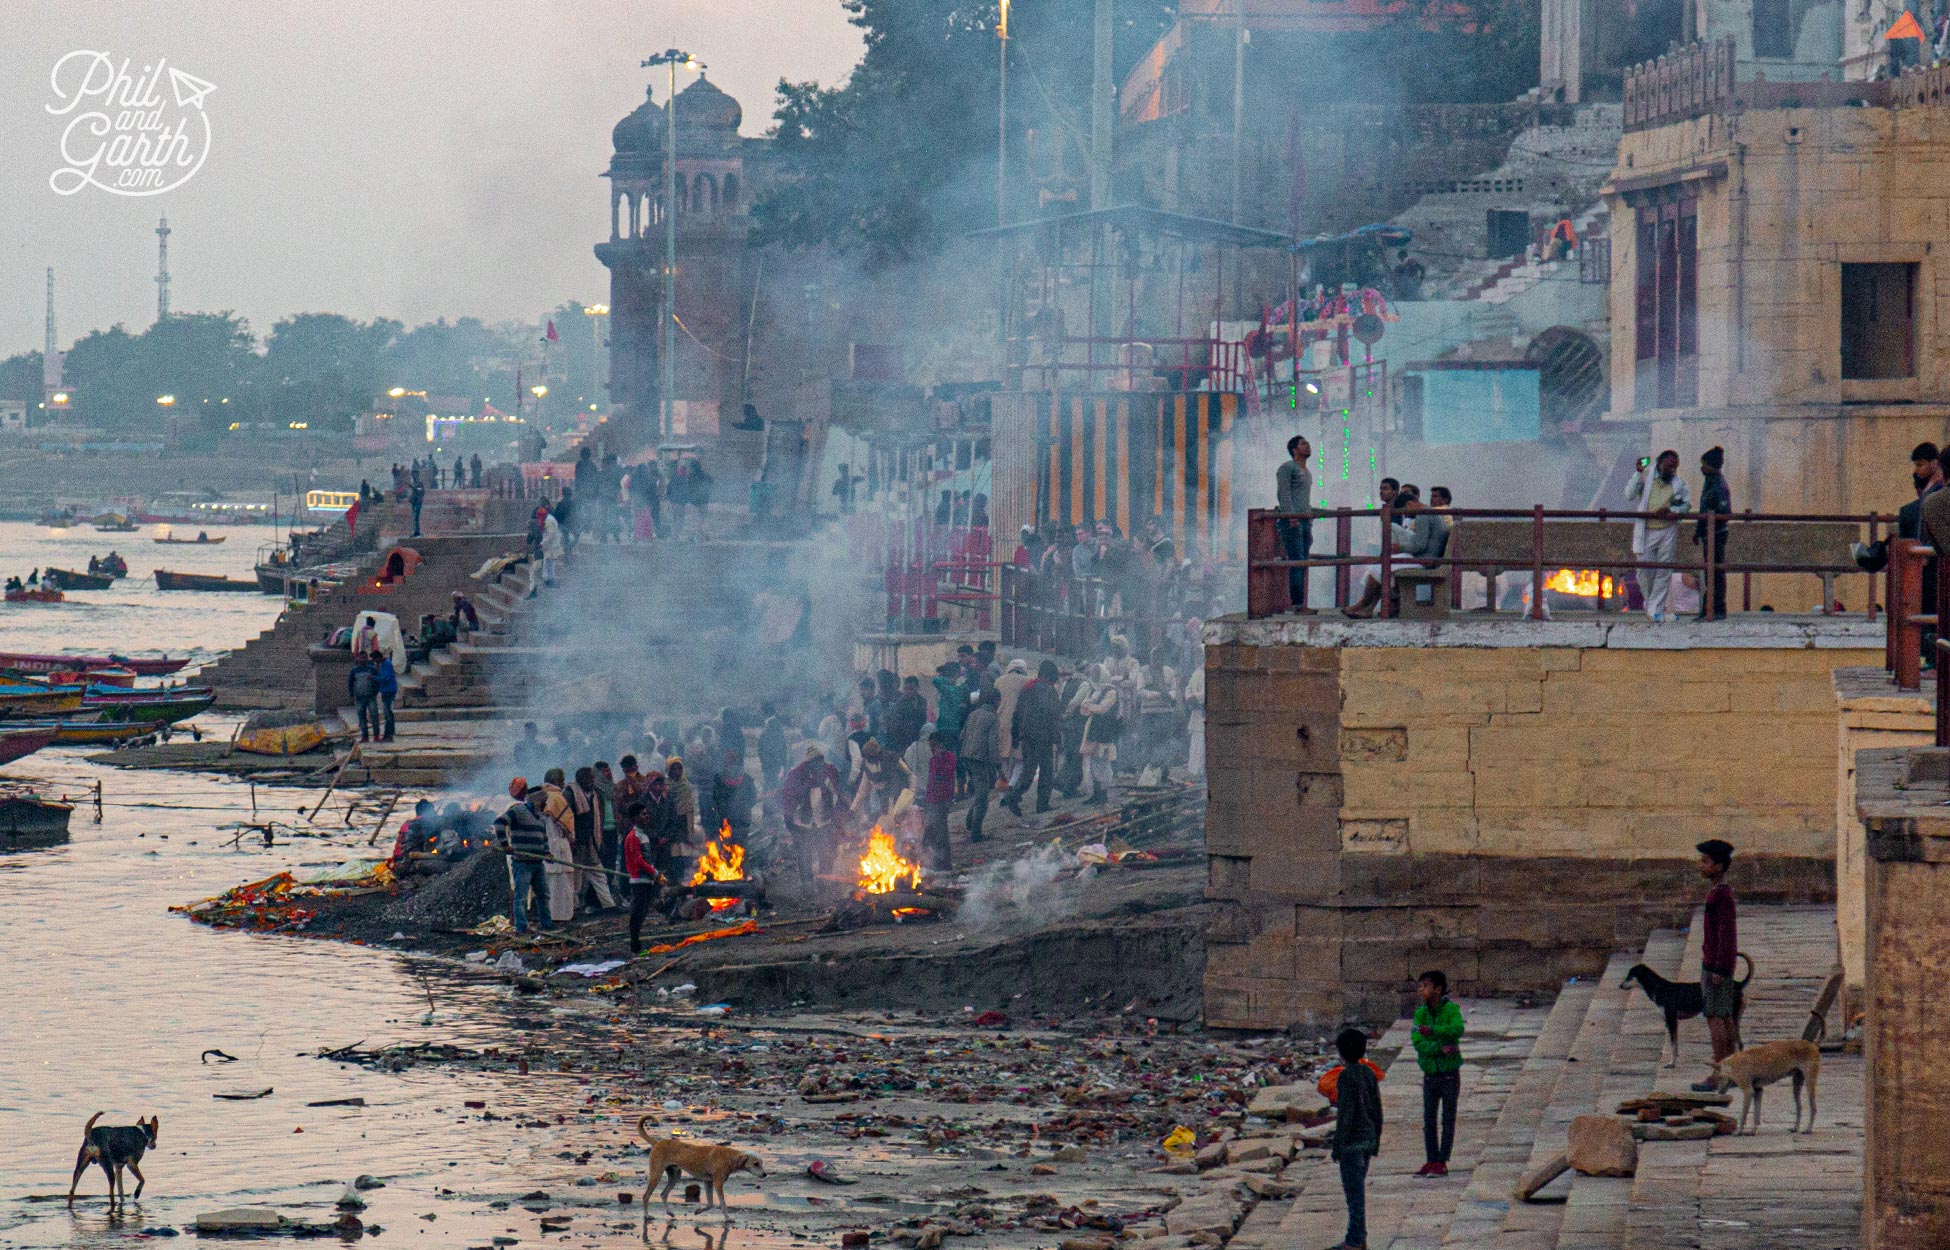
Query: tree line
0 300 604 434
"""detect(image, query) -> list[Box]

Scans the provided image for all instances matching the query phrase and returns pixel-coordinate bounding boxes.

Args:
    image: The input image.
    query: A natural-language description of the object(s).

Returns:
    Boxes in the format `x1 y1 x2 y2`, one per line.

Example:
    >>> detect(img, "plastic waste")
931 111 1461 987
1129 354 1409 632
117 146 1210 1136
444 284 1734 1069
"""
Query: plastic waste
1161 1125 1197 1153
493 951 525 973
695 1003 731 1016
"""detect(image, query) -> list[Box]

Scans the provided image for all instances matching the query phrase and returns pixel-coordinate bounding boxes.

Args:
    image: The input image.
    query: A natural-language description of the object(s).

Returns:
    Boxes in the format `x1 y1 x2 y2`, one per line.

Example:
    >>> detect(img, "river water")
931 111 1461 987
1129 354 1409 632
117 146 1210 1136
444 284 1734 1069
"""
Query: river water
0 521 614 1246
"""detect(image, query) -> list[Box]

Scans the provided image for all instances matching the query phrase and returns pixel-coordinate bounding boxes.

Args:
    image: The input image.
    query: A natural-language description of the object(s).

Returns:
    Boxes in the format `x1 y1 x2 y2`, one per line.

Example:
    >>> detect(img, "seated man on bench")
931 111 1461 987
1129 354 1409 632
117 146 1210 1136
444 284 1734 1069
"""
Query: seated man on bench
1345 486 1450 618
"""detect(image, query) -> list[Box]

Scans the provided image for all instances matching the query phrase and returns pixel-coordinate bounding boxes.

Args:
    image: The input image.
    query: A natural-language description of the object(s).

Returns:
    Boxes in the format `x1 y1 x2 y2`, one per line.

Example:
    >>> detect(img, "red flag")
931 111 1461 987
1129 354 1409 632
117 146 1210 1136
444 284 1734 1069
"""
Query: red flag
546 320 559 343
1886 10 1926 39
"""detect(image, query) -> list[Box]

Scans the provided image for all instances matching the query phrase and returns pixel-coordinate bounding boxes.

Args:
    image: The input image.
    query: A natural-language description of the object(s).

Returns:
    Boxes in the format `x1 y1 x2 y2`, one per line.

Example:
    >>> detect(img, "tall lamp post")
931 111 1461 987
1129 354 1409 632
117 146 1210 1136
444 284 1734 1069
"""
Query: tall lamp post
642 49 704 440
997 0 1009 227
583 303 610 413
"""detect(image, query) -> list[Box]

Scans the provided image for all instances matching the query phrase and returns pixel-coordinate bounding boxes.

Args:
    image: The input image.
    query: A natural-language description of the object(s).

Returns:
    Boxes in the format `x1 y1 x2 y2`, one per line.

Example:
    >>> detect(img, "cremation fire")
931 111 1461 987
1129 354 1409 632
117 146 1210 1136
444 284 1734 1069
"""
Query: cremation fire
856 825 922 895
1544 568 1616 598
691 821 748 911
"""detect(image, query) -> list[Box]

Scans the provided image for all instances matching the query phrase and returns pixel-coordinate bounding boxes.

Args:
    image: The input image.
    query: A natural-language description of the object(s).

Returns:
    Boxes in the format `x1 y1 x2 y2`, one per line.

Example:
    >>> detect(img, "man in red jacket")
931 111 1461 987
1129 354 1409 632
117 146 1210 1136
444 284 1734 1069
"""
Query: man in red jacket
921 731 957 871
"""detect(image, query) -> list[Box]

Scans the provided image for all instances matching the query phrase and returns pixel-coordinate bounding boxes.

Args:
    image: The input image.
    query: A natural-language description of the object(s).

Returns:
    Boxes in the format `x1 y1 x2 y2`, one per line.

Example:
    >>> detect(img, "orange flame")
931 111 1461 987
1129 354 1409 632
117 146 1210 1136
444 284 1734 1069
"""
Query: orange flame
1543 568 1615 598
690 821 747 886
857 824 923 895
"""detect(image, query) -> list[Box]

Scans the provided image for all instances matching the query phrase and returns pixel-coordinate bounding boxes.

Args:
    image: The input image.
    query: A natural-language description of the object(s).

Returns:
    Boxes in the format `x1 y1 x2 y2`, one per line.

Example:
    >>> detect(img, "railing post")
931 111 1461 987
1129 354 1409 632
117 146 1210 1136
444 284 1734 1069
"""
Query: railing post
1335 512 1352 608
1704 513 1717 620
1379 504 1395 618
1867 516 1881 622
1938 557 1949 747
1529 504 1546 621
1895 540 1923 691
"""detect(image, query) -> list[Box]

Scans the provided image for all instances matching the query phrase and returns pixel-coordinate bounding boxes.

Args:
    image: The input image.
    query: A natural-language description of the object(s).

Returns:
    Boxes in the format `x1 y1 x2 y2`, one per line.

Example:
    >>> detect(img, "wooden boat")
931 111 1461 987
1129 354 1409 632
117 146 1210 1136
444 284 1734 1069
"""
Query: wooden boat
38 511 73 528
154 534 227 545
5 587 65 604
0 792 75 848
0 686 85 716
3 719 150 745
254 563 288 595
43 568 114 591
94 513 140 533
86 690 215 725
154 569 260 592
236 721 328 756
0 727 58 766
0 652 188 677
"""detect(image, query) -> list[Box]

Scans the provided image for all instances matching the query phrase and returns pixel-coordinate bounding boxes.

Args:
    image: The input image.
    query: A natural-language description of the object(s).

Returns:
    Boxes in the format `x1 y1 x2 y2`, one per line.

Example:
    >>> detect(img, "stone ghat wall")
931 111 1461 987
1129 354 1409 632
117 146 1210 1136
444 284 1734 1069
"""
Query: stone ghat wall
1203 630 1876 1029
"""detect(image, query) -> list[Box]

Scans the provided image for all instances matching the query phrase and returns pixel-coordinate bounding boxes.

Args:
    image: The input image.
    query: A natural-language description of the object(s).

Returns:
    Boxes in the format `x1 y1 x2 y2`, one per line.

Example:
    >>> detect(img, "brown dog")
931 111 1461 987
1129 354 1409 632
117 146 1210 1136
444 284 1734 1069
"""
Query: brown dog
68 1112 160 1205
636 1118 765 1217
1711 1039 1820 1135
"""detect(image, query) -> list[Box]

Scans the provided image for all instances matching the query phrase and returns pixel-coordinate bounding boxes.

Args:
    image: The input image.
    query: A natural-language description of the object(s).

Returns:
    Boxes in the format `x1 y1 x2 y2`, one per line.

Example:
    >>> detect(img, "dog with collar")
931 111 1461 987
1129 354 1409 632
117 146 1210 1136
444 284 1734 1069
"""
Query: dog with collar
636 1118 765 1218
68 1112 159 1205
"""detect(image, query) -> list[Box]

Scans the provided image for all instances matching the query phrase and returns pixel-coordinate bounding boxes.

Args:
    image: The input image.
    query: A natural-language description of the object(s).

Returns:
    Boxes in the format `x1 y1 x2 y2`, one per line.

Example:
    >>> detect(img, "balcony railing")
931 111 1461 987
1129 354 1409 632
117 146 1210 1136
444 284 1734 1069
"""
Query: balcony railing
1246 505 1890 622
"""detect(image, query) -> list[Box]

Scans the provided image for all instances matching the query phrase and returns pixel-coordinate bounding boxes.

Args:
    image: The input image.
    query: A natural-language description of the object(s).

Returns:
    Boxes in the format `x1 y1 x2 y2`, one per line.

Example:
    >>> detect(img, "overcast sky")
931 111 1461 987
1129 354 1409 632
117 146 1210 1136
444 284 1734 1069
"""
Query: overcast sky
0 2 865 359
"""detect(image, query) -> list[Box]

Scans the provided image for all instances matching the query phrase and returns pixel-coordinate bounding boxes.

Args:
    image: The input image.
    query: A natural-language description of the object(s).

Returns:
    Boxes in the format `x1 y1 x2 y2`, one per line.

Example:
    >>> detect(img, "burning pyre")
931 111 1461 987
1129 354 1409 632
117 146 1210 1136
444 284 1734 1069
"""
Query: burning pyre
689 822 756 914
856 825 922 894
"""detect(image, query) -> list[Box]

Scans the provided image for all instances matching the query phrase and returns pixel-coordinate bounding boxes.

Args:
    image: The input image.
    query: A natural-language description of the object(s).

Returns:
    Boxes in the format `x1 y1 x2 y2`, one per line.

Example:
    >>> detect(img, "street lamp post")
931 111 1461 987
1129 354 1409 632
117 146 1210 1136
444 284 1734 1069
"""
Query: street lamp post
997 0 1009 228
583 304 610 413
642 50 704 441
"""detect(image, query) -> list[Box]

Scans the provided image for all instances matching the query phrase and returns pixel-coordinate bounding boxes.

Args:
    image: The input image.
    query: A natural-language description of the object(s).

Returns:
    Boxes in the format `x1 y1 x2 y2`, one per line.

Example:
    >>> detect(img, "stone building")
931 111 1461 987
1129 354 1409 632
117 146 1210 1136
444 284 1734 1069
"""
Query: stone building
595 76 768 440
1603 46 1950 560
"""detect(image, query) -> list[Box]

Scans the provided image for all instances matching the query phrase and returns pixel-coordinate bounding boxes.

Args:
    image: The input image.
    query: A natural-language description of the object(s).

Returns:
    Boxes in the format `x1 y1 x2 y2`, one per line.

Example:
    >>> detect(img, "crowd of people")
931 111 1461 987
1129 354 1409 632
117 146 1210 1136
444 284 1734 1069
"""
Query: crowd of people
457 635 1206 952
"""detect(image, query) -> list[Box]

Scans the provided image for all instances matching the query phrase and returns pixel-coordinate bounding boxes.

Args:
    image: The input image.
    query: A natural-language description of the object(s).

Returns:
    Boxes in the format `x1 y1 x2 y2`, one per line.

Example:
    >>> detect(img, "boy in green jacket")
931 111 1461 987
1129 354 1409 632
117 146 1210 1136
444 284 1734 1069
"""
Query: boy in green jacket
1413 969 1465 1177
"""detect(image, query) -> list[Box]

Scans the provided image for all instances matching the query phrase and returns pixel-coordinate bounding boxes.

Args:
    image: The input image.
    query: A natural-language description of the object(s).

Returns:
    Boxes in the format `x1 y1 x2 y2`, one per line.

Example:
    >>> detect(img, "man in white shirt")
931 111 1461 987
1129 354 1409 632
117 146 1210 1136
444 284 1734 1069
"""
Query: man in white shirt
1626 450 1690 622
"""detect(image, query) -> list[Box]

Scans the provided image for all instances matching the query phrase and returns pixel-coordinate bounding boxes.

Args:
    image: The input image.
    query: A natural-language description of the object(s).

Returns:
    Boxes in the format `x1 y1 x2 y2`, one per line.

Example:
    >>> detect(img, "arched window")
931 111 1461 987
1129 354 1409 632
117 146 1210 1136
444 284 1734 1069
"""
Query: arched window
673 174 688 216
697 172 718 214
721 173 739 213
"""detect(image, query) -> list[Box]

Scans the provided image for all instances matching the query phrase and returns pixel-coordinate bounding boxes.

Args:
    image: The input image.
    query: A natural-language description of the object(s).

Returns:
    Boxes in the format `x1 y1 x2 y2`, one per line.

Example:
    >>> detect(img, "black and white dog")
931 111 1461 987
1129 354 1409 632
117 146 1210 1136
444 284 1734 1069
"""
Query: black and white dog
1621 953 1752 1067
68 1112 159 1205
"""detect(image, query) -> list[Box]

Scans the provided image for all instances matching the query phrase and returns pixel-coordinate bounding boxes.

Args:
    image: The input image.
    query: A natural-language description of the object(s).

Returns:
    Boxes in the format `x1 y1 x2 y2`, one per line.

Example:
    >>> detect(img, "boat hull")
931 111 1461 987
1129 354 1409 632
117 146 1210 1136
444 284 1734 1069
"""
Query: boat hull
0 652 186 676
0 728 59 765
44 569 114 591
155 570 260 592
0 795 74 848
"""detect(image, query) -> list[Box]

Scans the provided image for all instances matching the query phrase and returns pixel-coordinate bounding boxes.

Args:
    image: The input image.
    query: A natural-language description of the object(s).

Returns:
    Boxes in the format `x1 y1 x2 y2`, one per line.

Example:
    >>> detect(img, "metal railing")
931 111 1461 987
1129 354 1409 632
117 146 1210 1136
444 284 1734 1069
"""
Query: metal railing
999 565 1195 663
1246 505 1890 622
1881 539 1950 747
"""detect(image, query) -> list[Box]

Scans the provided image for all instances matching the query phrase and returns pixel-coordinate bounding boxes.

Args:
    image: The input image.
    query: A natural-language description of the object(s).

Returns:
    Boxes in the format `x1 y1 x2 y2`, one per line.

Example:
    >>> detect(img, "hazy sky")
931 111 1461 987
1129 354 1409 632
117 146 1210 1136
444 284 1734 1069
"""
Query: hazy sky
0 3 865 360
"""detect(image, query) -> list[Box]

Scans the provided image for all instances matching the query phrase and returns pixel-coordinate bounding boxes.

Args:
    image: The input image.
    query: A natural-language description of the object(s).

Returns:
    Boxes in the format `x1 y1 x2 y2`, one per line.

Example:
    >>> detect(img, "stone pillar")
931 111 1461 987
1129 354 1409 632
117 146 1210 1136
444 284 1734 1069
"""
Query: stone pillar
1863 749 1950 1249
1540 0 1583 103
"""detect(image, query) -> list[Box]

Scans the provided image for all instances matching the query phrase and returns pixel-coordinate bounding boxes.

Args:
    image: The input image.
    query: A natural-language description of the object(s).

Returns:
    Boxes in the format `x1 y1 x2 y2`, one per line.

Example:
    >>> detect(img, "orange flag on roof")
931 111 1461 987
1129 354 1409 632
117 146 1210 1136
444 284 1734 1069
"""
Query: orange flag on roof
1886 10 1927 40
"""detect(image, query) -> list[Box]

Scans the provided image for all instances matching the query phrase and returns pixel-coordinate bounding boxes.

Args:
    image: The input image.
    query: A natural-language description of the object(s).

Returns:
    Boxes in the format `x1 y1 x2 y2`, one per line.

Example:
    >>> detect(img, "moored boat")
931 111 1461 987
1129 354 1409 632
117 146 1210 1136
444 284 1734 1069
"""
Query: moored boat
0 652 188 677
93 513 140 533
2 719 153 745
155 569 260 593
0 790 75 849
0 727 59 766
85 689 216 725
43 568 114 591
0 686 86 717
154 534 227 545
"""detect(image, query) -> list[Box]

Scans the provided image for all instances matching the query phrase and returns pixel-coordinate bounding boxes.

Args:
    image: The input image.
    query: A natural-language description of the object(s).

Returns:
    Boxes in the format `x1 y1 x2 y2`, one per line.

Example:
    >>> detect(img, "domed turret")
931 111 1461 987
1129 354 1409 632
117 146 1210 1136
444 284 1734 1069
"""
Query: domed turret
673 76 741 134
611 85 664 155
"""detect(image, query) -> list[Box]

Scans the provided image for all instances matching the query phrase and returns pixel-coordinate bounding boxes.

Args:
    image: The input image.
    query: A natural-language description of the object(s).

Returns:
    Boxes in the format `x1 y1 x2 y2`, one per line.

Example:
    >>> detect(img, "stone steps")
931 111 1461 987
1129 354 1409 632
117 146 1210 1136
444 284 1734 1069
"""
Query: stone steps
1440 978 1599 1248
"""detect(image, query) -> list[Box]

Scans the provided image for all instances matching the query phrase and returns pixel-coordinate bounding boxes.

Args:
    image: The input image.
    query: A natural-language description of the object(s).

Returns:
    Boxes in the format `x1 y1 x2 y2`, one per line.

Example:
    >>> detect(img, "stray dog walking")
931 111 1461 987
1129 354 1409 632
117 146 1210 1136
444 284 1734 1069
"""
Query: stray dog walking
67 1112 159 1205
1620 952 1753 1067
636 1118 766 1218
1712 1039 1821 1135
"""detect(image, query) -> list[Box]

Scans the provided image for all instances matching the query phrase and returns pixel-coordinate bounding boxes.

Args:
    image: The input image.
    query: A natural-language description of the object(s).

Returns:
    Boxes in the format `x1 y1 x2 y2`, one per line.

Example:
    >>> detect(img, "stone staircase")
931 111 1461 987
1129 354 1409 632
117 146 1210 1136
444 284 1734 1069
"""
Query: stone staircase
1259 905 1859 1250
